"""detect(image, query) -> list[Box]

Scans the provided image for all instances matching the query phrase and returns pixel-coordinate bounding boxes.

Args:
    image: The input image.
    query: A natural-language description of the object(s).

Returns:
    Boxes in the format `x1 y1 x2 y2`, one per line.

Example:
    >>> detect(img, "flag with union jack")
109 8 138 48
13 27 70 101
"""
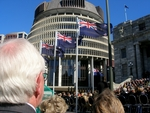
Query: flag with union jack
42 42 64 57
79 19 113 38
42 42 53 56
57 32 83 49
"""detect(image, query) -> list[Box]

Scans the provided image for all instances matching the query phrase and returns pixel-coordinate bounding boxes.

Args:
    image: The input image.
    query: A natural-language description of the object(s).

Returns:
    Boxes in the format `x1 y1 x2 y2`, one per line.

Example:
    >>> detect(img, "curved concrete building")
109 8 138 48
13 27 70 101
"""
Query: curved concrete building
27 0 114 91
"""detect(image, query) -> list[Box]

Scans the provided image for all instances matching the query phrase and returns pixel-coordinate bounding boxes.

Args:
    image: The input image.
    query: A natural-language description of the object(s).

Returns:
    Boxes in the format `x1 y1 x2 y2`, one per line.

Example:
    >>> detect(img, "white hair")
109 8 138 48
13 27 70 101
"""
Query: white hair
0 38 45 103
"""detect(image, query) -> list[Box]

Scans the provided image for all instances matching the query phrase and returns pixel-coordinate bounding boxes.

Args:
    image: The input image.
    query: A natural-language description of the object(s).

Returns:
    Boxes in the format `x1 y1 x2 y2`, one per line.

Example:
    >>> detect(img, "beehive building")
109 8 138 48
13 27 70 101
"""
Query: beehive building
27 0 114 91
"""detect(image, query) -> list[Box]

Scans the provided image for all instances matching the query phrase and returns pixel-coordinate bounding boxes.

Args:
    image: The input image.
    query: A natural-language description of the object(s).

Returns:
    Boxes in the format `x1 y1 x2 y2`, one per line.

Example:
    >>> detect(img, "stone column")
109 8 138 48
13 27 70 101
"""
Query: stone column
134 42 142 78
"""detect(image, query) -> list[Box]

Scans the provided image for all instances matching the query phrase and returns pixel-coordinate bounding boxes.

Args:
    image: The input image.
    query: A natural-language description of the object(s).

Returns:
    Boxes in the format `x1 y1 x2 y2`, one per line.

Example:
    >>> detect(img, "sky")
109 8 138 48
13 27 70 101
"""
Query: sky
0 0 150 35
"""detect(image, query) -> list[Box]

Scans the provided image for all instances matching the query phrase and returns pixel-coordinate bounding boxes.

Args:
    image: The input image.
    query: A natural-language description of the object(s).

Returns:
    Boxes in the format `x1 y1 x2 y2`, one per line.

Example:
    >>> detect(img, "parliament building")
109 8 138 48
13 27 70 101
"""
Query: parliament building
27 0 114 91
113 14 150 83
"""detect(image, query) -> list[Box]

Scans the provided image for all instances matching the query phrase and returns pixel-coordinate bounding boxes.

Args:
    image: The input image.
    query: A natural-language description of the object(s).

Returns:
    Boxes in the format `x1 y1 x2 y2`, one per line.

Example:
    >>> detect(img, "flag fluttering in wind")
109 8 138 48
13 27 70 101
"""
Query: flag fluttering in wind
42 43 53 56
79 19 113 38
41 32 83 57
42 42 64 57
57 32 83 49
125 5 129 9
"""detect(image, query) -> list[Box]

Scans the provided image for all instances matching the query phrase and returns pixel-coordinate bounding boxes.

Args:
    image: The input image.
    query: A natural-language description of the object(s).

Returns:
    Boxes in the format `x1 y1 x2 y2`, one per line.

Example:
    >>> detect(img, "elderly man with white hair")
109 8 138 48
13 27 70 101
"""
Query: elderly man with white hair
0 38 45 113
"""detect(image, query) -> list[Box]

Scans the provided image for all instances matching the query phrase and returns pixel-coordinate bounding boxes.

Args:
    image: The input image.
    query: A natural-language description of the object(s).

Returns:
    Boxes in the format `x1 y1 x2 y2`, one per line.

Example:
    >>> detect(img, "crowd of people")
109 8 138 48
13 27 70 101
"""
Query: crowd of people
114 78 150 113
114 78 150 96
43 77 150 113
39 88 124 113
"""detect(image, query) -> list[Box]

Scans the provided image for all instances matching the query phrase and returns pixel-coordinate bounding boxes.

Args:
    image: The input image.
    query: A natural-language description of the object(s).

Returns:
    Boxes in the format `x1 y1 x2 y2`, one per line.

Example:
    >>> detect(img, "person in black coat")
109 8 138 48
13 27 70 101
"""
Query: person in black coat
0 103 36 113
97 76 109 94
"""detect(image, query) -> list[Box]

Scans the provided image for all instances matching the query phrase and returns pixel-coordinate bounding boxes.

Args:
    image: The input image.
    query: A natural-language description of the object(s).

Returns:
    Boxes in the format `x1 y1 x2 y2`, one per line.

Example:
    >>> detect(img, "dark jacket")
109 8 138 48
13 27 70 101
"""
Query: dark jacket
97 81 108 94
0 103 36 113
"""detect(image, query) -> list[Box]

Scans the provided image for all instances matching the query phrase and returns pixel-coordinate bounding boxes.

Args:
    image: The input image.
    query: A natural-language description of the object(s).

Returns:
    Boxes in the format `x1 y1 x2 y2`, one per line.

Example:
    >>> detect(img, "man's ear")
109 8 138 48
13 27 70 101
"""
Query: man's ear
35 72 43 97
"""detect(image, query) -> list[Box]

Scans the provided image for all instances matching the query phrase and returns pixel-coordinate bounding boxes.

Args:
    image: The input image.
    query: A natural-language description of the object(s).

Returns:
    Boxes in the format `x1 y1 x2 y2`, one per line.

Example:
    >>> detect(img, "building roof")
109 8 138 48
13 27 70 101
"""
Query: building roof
34 0 104 21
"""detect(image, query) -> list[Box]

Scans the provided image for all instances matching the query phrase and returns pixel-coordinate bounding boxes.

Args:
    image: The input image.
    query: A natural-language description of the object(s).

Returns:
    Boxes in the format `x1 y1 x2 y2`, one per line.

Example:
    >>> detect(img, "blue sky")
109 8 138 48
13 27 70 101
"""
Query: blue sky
0 0 149 35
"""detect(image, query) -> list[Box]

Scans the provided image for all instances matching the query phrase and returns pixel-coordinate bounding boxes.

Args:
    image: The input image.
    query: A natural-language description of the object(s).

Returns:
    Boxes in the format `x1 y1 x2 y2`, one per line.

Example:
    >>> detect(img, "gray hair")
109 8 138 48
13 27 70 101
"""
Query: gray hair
0 38 45 103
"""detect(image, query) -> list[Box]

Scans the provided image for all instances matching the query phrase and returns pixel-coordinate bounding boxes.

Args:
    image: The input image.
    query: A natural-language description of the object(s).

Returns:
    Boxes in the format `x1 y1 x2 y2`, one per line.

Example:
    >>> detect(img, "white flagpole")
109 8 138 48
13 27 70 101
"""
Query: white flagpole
75 16 79 113
53 31 57 95
91 57 94 93
124 5 128 21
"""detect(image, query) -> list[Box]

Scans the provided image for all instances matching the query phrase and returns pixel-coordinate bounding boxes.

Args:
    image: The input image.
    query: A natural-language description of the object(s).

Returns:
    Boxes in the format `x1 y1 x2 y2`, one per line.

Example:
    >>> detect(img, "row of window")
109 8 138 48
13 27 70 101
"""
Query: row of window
65 48 108 58
121 44 150 59
31 15 101 34
28 31 108 47
29 23 78 38
32 36 108 55
3 33 28 41
31 16 76 31
61 0 85 8
48 59 102 86
41 47 108 58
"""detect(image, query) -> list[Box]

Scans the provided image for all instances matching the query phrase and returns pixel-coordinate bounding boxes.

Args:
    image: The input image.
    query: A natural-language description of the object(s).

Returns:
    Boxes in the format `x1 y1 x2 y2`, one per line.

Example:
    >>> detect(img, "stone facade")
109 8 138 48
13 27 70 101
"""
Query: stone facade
113 14 150 83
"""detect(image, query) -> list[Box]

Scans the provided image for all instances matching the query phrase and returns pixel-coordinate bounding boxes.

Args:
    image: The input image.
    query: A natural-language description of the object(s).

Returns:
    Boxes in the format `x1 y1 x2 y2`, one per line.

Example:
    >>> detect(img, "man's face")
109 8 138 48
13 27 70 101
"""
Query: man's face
36 73 45 107
39 73 45 102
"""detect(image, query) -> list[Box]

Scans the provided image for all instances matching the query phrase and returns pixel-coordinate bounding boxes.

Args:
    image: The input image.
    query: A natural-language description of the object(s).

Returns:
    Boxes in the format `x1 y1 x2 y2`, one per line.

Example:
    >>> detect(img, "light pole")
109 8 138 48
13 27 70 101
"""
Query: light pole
105 0 113 90
128 61 133 76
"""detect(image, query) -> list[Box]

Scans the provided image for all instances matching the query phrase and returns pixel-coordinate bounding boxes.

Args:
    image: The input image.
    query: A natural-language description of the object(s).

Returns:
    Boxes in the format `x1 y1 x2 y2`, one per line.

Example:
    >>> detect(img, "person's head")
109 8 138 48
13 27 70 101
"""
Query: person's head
39 95 68 113
93 88 125 113
0 38 45 107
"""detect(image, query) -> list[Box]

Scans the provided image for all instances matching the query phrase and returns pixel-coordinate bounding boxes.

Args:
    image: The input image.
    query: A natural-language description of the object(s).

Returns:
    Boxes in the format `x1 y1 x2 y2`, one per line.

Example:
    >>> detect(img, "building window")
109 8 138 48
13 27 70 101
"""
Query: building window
146 45 150 57
0 36 1 40
24 34 27 39
121 48 126 58
18 33 23 38
139 22 146 31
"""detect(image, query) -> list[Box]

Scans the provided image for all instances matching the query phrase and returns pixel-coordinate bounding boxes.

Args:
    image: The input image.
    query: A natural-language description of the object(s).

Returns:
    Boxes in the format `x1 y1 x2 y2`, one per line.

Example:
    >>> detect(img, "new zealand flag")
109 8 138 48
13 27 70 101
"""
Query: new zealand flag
79 19 113 38
57 32 83 49
42 42 64 57
42 43 53 56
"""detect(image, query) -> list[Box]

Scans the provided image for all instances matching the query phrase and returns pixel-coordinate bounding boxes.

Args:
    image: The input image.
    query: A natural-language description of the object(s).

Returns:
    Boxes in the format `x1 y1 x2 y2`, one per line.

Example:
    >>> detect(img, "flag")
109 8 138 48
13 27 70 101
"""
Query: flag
79 19 113 37
42 42 53 56
96 23 113 34
76 36 83 46
93 68 103 76
125 5 129 9
42 42 64 57
55 46 65 57
43 56 49 64
57 32 83 49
